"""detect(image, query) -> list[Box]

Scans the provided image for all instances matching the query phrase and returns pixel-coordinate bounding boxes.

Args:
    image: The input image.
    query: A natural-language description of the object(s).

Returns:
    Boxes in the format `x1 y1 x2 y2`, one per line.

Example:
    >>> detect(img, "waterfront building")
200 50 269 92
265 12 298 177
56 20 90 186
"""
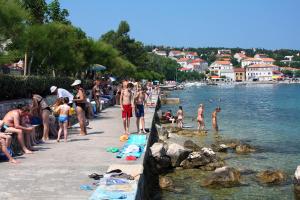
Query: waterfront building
241 57 275 67
209 61 234 81
233 68 246 82
245 64 279 81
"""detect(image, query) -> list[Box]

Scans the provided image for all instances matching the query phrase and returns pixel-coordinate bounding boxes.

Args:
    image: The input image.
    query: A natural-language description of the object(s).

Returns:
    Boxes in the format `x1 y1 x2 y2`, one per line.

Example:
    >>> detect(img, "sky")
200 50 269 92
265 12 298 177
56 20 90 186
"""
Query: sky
60 0 300 50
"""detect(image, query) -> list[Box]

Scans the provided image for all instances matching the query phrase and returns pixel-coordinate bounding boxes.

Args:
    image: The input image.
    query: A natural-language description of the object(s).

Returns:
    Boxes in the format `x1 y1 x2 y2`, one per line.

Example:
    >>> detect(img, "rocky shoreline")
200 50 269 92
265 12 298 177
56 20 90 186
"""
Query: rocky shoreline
149 124 300 199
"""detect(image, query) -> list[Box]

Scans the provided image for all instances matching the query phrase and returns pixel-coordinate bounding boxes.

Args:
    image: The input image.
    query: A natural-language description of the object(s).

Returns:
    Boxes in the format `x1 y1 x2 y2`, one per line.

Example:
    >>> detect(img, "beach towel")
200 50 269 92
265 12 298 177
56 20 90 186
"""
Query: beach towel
116 134 147 159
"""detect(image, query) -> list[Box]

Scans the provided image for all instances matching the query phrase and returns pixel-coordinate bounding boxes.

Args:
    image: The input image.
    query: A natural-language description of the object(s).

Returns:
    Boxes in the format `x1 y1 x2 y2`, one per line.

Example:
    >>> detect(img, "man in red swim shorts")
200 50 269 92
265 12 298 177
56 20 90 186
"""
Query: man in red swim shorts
120 80 133 135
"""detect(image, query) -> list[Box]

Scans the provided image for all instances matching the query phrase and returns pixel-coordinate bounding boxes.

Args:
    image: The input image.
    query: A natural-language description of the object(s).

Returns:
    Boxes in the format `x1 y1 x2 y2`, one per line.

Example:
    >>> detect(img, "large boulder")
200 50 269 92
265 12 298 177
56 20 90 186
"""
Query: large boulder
159 128 170 141
150 143 166 158
294 166 300 199
180 148 223 170
184 140 202 151
166 143 191 167
201 166 241 188
256 170 287 185
235 144 256 154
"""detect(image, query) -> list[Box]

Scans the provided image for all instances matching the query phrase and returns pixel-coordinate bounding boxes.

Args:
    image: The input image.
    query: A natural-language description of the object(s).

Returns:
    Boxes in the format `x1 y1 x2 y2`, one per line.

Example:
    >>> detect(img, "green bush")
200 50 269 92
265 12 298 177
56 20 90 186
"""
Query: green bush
0 74 92 101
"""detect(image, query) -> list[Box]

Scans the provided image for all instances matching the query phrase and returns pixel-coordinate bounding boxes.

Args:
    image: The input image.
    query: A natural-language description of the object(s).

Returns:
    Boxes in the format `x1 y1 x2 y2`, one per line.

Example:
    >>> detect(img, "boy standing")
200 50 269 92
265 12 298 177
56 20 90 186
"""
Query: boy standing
212 107 221 132
134 87 147 134
120 80 133 135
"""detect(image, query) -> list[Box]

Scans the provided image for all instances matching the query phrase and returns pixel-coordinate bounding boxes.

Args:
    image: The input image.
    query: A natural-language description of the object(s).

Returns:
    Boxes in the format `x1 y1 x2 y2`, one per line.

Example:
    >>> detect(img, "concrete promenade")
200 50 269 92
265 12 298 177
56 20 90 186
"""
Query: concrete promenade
0 102 157 200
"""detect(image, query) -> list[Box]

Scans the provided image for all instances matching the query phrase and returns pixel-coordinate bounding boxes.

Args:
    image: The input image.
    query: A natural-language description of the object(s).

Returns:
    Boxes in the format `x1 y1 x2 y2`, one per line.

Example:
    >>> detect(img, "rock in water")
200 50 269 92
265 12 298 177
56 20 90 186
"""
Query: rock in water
166 143 191 167
150 143 166 158
184 140 202 151
180 148 224 170
211 143 228 152
159 176 174 190
218 139 241 149
294 166 300 199
256 170 287 185
235 144 256 154
201 166 241 188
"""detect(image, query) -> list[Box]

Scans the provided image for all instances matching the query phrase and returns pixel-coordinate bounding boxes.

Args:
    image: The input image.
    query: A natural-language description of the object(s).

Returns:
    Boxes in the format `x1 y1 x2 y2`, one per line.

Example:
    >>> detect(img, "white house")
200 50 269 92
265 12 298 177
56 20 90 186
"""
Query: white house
209 61 234 80
186 58 208 73
152 48 167 57
234 52 247 62
246 64 279 81
177 58 190 68
241 57 275 67
169 50 185 59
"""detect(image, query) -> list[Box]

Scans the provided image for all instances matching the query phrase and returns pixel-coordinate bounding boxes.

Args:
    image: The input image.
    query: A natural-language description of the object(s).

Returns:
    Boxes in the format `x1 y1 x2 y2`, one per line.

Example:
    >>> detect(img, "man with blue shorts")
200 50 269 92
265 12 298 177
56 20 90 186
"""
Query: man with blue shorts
134 87 147 134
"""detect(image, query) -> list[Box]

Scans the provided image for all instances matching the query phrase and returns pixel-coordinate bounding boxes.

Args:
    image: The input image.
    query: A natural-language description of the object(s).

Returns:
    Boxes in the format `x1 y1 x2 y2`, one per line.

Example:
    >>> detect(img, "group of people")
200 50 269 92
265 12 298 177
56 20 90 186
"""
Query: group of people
163 104 221 132
119 80 158 135
0 77 118 164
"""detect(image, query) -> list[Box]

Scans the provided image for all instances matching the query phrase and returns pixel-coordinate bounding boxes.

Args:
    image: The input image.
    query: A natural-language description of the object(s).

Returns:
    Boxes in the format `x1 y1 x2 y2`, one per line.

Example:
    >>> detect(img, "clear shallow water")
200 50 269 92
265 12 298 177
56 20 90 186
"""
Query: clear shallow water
162 84 300 200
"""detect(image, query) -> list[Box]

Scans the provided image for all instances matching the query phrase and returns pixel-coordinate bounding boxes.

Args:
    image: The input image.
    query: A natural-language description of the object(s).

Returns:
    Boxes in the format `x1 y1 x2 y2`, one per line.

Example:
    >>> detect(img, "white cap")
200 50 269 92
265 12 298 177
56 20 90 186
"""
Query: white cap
50 86 57 93
71 80 81 86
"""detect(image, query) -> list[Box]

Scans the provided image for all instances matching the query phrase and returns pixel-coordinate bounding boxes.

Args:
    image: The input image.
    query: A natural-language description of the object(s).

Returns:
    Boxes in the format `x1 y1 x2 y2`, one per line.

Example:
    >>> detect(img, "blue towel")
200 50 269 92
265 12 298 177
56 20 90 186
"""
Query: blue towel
116 134 147 159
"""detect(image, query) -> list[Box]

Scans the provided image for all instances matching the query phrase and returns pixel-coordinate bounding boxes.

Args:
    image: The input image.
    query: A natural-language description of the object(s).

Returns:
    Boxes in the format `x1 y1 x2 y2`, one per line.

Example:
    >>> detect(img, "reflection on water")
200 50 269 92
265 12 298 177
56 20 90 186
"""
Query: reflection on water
162 84 300 200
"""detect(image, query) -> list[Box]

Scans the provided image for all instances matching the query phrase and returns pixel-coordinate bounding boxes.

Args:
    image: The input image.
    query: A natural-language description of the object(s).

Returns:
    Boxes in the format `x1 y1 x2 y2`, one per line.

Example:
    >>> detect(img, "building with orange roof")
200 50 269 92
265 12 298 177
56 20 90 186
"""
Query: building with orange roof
233 68 246 82
209 61 234 81
184 52 198 59
246 64 279 81
241 57 275 67
169 50 185 59
234 52 247 62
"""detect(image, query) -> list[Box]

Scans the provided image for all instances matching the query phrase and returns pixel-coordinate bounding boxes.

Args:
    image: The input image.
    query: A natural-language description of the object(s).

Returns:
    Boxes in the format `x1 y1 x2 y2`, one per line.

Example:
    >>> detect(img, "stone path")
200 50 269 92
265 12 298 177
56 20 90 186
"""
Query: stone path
0 104 156 200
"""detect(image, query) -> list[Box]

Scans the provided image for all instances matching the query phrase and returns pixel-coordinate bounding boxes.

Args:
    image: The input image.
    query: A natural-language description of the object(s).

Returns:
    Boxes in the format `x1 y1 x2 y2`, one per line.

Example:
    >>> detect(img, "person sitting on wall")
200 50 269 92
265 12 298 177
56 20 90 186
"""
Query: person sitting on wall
0 133 19 164
1 106 34 154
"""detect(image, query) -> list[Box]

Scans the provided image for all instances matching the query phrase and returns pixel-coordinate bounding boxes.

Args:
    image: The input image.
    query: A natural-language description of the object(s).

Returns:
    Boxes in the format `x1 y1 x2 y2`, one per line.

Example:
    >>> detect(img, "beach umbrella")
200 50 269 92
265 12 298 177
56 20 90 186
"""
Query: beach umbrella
90 64 107 71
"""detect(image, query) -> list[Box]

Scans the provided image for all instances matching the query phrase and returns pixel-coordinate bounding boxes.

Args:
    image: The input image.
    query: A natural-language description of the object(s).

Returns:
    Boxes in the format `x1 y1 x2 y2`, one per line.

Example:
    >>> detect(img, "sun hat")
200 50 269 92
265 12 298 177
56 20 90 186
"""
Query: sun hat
50 86 57 93
71 80 81 86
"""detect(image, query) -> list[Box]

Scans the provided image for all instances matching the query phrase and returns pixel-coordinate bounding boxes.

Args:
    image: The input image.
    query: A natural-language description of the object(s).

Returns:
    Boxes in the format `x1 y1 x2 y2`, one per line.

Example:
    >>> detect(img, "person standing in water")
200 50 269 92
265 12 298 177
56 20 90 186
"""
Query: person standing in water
212 107 221 132
176 106 184 129
120 80 133 135
197 104 205 131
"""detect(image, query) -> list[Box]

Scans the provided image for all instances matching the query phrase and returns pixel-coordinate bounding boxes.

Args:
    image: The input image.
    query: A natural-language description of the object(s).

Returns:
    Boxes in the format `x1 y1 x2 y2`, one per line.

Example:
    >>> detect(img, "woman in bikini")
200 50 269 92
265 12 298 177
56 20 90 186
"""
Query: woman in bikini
56 97 70 142
72 80 87 135
176 106 184 129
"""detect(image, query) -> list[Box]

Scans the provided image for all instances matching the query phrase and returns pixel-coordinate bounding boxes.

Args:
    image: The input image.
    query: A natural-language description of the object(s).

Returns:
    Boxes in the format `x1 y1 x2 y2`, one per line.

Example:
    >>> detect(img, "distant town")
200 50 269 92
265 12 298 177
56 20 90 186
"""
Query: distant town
151 48 300 82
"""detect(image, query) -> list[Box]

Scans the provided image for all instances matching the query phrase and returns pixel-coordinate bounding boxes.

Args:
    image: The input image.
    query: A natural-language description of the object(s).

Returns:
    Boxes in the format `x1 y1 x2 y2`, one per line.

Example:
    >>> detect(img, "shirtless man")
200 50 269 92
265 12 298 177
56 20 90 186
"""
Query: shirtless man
120 80 133 135
1 106 33 154
212 107 221 132
197 104 205 131
134 87 147 133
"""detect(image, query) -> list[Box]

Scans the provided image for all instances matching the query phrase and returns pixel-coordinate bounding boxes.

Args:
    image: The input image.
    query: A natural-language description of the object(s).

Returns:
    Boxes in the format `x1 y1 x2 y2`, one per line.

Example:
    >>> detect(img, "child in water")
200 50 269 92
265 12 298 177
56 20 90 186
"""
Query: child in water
56 97 71 142
176 106 184 128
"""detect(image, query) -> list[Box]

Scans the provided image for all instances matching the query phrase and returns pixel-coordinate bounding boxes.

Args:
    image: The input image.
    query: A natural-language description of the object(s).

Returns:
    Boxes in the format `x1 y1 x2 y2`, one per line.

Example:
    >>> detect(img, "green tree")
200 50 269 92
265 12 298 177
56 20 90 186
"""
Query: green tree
47 0 70 24
294 70 300 77
281 69 293 77
21 0 47 24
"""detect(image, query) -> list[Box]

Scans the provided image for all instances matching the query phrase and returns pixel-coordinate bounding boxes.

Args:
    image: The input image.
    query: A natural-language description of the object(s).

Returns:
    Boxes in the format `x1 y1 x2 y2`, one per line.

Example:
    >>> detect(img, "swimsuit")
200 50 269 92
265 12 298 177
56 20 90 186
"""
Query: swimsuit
58 115 68 123
122 104 132 118
135 104 145 118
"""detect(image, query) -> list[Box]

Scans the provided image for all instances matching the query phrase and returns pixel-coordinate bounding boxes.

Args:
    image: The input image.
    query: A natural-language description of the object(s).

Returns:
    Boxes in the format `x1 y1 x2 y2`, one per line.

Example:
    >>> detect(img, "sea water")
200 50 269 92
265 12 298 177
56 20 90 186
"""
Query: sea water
161 84 300 200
